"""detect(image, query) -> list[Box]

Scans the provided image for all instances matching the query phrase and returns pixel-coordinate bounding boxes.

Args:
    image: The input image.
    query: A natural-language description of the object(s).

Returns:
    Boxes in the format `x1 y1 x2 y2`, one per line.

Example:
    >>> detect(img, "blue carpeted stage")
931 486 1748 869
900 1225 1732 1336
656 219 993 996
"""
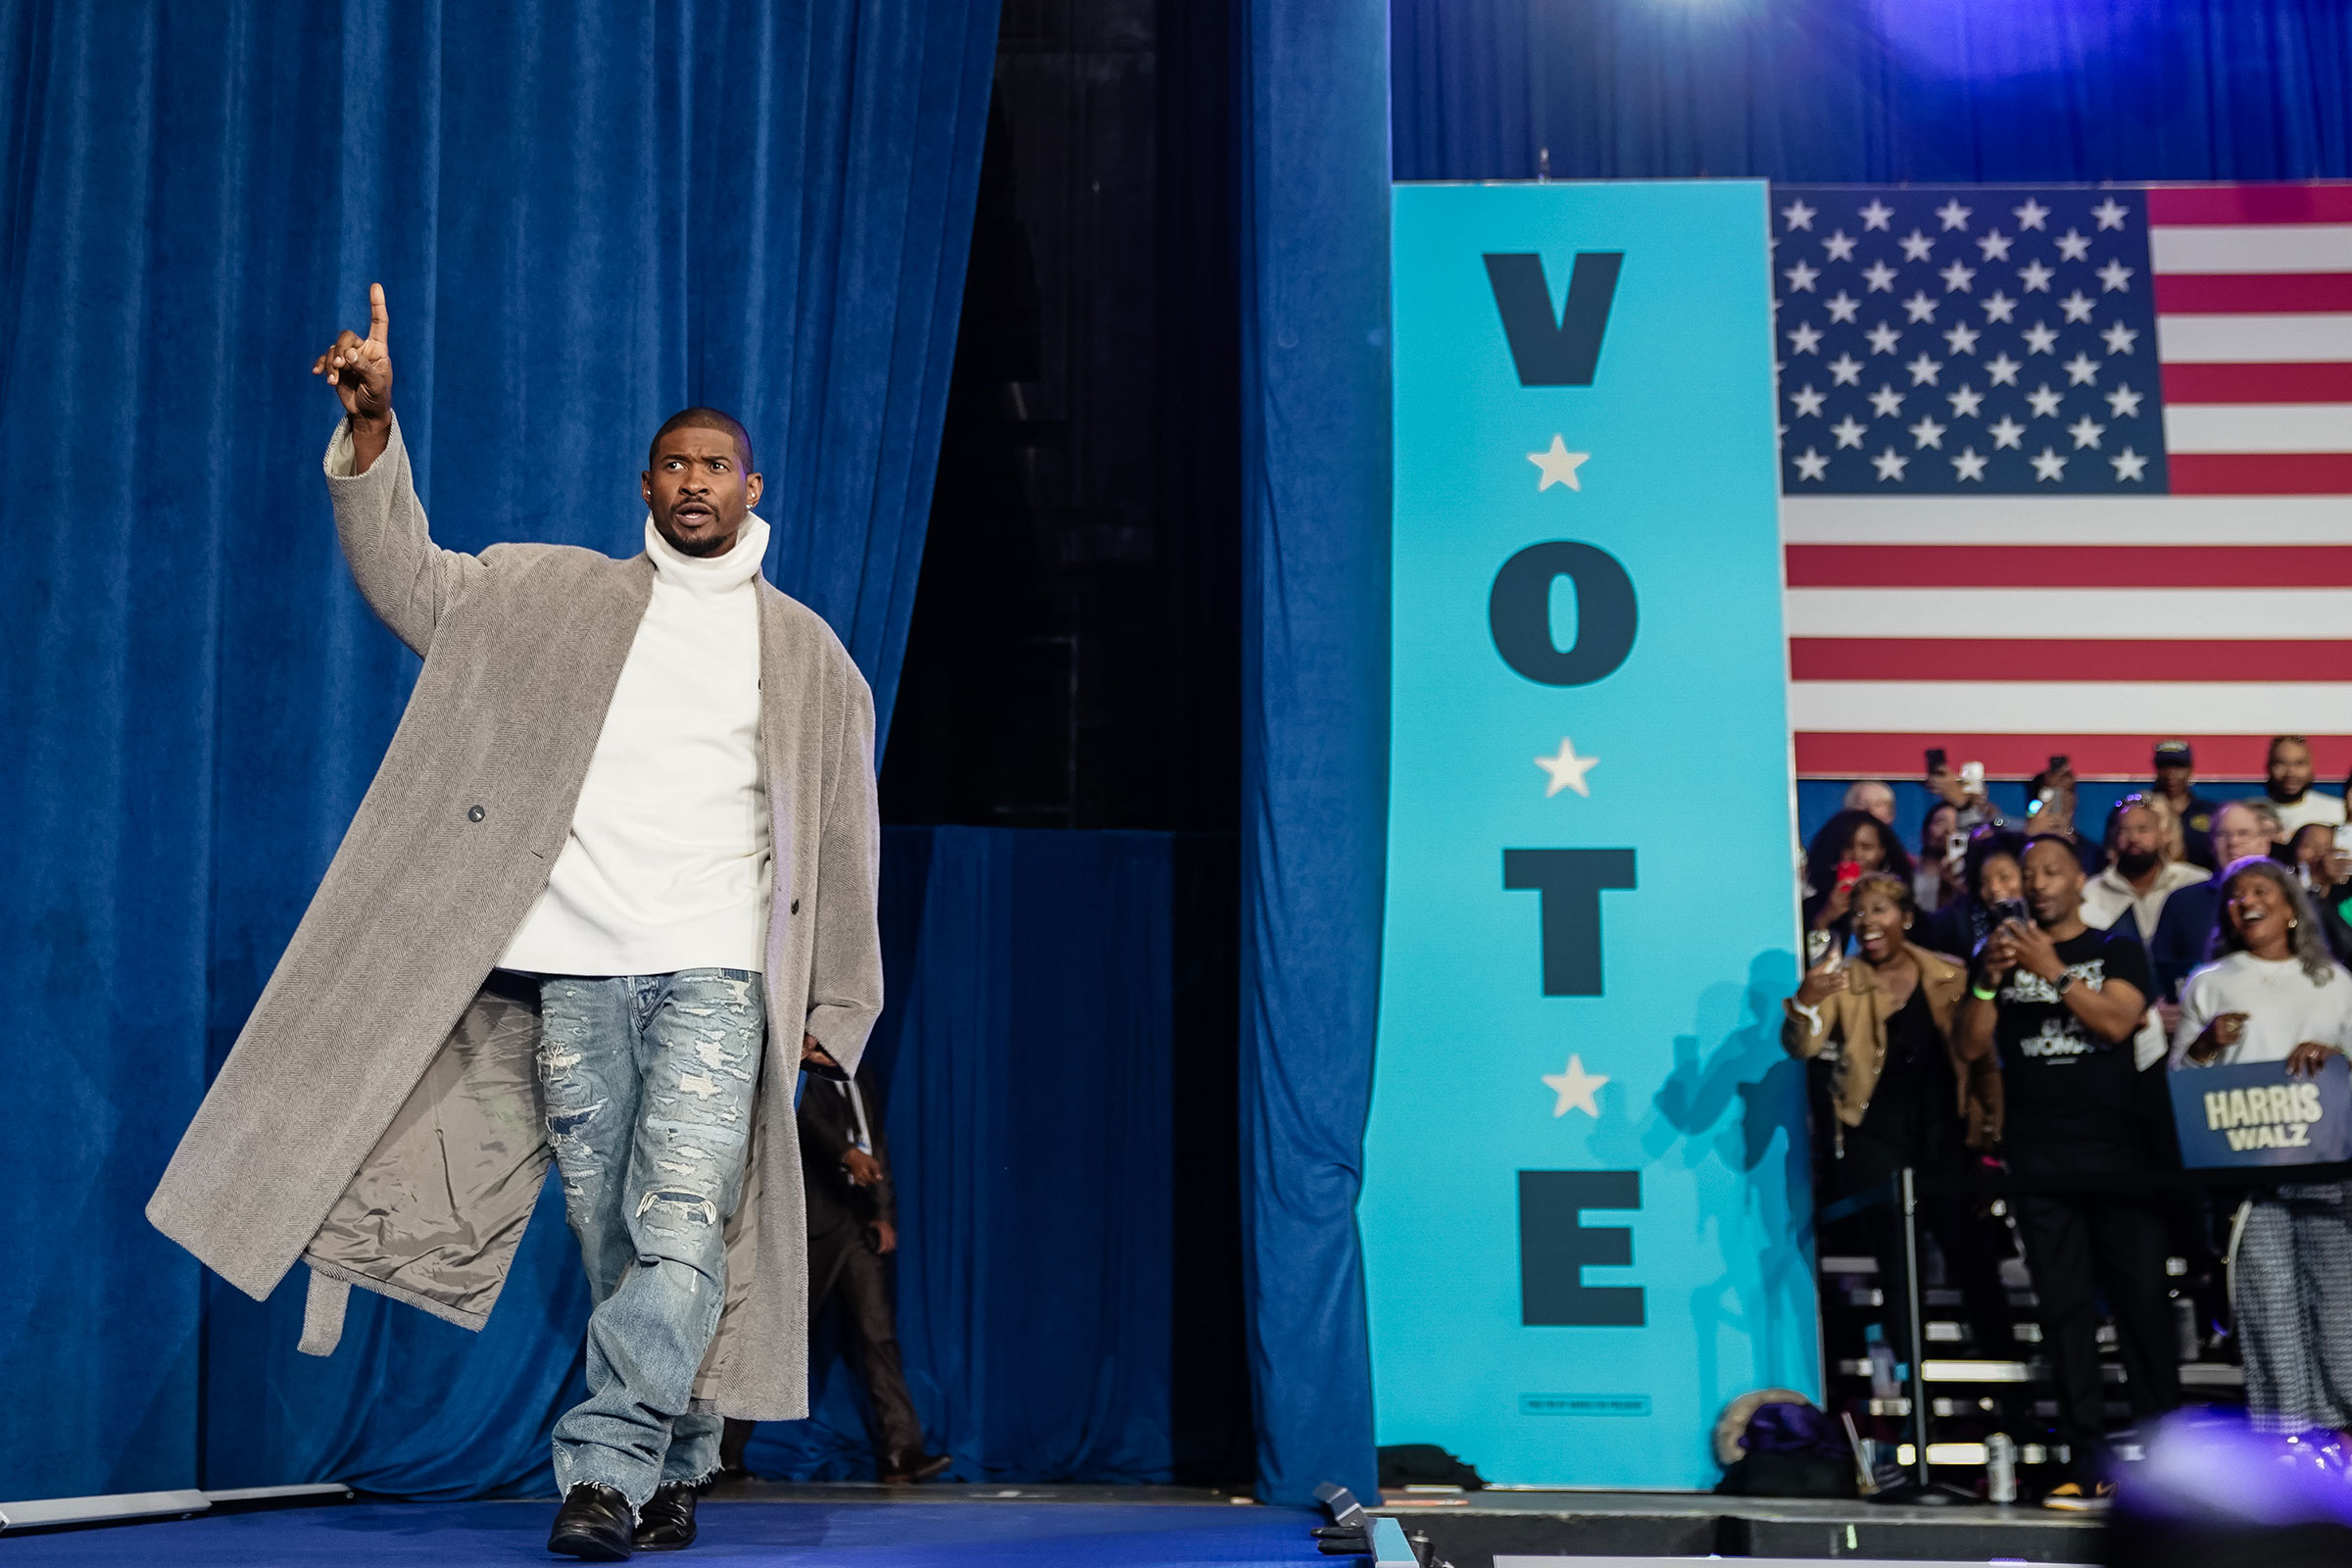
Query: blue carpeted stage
3 1497 1324 1567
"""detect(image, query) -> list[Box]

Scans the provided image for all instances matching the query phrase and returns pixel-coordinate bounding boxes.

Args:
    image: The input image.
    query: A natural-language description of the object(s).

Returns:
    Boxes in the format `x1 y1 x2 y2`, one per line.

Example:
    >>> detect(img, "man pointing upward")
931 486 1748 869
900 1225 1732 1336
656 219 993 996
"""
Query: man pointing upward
151 284 884 1560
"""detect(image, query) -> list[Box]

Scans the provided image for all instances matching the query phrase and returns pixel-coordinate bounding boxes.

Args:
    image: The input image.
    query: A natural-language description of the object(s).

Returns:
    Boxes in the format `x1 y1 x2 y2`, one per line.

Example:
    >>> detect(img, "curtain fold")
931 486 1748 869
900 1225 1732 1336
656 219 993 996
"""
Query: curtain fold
1394 0 2352 183
1237 0 1391 1509
0 0 996 1498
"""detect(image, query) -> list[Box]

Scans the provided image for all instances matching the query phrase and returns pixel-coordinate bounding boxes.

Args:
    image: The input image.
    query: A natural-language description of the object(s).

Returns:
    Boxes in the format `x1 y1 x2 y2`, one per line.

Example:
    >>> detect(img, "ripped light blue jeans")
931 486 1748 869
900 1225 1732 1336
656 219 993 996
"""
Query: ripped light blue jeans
537 968 763 1507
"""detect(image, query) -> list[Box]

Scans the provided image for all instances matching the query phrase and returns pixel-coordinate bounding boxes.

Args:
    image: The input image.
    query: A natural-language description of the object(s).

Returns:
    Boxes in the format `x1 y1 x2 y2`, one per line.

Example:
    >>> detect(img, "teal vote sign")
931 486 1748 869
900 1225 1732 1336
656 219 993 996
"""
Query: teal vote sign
1362 181 1819 1489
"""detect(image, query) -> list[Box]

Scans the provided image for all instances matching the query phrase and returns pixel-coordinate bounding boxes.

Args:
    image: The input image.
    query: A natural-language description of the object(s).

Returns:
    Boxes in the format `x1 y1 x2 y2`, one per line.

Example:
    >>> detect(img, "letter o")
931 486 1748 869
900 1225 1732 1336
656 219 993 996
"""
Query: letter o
1489 541 1639 686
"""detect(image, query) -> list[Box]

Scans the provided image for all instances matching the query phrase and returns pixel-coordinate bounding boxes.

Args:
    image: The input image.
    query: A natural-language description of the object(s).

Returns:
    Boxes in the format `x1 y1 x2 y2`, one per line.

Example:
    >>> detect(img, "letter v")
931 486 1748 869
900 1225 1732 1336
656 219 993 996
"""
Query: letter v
1485 253 1625 385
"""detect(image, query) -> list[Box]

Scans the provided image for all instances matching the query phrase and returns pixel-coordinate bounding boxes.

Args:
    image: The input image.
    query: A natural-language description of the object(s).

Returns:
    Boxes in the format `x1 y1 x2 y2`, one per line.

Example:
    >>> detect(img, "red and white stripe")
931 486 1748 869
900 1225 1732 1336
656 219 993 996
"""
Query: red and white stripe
2152 183 2352 494
1784 494 2352 781
1788 183 2352 781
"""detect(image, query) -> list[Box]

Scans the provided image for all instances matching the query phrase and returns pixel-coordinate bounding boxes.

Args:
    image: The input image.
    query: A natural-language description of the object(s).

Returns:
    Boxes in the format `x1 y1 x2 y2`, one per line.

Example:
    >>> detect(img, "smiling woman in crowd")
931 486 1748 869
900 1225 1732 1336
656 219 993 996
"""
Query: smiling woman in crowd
1783 871 2011 1363
2173 856 2352 1436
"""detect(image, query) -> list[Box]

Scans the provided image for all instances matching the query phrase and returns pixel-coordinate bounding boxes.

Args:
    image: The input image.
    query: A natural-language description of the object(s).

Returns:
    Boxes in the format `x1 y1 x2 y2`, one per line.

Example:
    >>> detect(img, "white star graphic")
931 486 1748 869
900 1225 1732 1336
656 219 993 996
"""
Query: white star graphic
1936 198 1973 231
1906 352 1944 386
2021 320 2060 355
1861 260 1899 292
2096 258 2134 292
1789 384 1827 417
1951 446 1988 481
1823 228 1858 262
2031 446 2068 481
2055 228 2093 263
1980 290 2018 323
2105 383 2143 418
1865 320 1903 355
2018 259 2056 292
1527 435 1591 492
1868 383 1906 418
1909 415 1947 449
1543 1054 1609 1119
2111 446 2149 481
2026 383 2065 417
1901 289 1938 323
1860 199 1895 231
1535 737 1599 798
1825 290 1861 323
1827 353 1864 386
1943 321 1981 355
1784 260 1822 292
2067 414 2107 449
1872 446 1909 481
2014 198 2051 230
1786 320 1824 354
1898 227 1936 262
1985 352 2023 386
2059 289 2096 323
2102 320 2140 355
1782 198 1818 231
1987 415 2027 449
1977 228 2014 262
1830 416 1868 449
1946 383 1984 417
1792 446 1830 481
1939 259 1977 293
2091 197 2130 231
2063 351 2102 385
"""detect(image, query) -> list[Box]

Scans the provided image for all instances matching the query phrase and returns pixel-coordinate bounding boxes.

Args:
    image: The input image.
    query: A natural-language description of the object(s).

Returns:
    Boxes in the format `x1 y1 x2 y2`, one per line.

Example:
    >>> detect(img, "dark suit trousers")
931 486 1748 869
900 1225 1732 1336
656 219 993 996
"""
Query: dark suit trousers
721 1220 925 1470
2008 1140 2180 1479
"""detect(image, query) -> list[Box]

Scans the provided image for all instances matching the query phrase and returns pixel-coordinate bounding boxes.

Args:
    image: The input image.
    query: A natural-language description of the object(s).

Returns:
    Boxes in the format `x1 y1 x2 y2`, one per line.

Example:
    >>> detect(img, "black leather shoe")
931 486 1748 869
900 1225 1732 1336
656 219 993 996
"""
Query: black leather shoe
633 1482 699 1551
881 1451 954 1485
549 1484 635 1560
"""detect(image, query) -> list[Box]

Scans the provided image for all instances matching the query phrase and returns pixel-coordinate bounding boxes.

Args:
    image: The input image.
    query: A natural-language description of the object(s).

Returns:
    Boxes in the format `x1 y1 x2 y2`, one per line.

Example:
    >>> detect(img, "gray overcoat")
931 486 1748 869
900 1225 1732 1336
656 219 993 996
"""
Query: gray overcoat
147 416 883 1421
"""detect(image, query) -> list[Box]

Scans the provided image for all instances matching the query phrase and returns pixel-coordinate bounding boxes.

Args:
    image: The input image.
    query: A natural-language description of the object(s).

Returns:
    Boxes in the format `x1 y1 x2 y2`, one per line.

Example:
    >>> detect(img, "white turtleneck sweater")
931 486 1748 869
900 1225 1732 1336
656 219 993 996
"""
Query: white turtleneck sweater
498 514 772 977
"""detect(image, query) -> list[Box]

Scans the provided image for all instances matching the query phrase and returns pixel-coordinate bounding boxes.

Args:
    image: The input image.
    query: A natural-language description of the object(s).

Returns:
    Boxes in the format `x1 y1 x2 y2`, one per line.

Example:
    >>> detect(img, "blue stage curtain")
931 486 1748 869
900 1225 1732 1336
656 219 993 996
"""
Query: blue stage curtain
743 827 1251 1484
1236 0 1391 1508
0 0 996 1499
1394 0 2352 182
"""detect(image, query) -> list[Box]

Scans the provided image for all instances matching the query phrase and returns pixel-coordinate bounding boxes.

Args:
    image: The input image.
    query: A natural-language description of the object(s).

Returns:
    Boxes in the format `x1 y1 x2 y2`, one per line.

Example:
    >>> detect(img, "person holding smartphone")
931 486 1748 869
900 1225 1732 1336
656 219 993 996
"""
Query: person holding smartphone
2171 857 2352 1435
1960 835 2180 1511
1784 873 2011 1361
1919 828 2028 962
1803 808 1912 938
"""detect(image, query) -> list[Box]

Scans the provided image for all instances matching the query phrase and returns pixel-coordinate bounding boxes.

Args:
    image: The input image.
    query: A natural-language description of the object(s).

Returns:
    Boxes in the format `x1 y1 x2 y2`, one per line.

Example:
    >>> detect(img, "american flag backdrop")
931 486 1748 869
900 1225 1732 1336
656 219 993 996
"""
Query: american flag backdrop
1772 182 2352 780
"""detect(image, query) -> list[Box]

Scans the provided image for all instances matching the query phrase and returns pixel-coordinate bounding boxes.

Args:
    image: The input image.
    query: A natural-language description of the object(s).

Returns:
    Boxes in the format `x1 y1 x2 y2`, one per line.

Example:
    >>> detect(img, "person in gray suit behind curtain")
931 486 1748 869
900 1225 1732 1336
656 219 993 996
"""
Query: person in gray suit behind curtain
719 1062 951 1485
149 285 885 1563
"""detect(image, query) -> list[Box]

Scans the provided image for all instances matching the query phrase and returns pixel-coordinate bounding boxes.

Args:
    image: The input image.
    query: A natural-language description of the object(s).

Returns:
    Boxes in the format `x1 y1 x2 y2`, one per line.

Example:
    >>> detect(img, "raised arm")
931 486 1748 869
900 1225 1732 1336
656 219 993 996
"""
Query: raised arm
802 662 885 1077
311 284 478 655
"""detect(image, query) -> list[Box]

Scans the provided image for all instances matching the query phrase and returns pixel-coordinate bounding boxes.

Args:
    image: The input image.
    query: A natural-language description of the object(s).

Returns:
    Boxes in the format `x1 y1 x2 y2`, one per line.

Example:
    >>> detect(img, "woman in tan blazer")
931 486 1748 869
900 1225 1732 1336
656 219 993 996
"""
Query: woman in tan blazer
1784 871 2013 1359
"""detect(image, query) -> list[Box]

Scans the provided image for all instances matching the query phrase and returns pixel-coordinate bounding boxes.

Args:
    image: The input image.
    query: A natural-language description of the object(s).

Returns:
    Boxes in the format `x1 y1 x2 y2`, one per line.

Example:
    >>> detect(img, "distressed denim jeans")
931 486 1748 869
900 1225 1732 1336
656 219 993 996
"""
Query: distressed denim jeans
537 969 764 1507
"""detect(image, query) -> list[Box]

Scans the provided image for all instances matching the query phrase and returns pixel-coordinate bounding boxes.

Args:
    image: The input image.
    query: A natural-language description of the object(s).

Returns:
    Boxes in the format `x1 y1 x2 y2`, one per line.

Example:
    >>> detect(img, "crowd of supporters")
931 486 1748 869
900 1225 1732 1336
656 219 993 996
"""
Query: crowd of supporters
1785 736 2352 1511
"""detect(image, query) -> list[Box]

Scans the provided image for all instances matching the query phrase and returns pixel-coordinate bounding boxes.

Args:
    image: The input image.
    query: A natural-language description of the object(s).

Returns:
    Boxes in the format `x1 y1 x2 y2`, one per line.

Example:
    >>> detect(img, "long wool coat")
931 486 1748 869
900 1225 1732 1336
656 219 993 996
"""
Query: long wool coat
147 416 883 1420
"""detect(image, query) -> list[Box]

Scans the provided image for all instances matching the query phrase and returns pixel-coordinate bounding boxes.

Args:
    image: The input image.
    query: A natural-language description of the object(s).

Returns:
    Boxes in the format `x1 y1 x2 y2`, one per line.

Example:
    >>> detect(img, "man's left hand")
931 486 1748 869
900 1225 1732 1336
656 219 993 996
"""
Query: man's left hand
843 1148 884 1187
870 1220 898 1255
803 1034 839 1069
2005 919 2065 982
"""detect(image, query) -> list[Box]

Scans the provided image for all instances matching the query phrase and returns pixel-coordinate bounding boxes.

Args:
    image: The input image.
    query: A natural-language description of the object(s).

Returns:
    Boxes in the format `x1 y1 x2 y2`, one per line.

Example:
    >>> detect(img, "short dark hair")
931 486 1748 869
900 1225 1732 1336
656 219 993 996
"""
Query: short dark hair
649 407 755 473
2270 734 2309 760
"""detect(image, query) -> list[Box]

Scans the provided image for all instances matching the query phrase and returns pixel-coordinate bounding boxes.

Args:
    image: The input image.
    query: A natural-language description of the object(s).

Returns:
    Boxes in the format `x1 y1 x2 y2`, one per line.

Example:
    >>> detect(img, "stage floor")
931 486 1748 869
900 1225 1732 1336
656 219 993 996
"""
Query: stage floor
2 1492 1322 1567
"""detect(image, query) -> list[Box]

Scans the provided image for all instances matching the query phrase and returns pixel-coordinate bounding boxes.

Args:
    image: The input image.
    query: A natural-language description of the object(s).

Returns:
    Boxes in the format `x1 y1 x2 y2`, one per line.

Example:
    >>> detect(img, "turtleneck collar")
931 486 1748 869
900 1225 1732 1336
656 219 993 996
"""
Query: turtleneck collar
643 512 769 594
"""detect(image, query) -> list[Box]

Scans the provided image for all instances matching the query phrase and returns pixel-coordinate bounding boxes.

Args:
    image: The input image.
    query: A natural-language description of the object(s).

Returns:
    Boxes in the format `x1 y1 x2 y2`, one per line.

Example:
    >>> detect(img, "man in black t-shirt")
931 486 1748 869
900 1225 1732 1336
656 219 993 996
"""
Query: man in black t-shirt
1959 836 2180 1510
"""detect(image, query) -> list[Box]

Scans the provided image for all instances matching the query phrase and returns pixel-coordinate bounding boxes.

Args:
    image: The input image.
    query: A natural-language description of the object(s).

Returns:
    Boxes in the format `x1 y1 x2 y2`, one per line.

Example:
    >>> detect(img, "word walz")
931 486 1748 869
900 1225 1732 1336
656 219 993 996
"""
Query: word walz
2205 1082 2328 1150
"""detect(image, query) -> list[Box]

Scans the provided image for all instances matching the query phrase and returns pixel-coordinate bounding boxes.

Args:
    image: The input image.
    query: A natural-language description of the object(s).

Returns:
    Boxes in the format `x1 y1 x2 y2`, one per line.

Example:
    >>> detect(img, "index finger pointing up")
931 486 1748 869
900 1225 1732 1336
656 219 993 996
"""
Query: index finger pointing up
368 281 388 343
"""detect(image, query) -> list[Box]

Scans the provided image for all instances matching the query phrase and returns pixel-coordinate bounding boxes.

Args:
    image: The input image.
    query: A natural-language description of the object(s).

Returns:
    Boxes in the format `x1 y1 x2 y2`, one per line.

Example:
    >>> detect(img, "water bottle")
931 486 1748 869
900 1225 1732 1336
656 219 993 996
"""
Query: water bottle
1867 1328 1900 1401
1985 1433 2018 1504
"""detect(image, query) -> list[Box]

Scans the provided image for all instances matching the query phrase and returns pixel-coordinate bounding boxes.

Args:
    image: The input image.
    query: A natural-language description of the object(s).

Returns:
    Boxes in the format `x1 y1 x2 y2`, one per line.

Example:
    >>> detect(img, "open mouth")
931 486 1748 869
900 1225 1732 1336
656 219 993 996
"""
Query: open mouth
675 503 715 523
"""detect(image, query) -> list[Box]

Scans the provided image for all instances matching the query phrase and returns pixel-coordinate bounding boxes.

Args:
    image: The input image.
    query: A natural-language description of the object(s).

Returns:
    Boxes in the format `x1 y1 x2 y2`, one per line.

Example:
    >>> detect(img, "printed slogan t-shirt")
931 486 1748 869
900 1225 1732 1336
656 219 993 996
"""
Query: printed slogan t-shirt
1994 926 2153 1147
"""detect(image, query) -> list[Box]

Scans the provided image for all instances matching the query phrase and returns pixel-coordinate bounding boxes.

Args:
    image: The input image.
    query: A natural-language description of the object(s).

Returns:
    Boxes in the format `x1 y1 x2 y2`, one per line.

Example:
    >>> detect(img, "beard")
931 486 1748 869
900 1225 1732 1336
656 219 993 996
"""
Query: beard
2117 847 2162 879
